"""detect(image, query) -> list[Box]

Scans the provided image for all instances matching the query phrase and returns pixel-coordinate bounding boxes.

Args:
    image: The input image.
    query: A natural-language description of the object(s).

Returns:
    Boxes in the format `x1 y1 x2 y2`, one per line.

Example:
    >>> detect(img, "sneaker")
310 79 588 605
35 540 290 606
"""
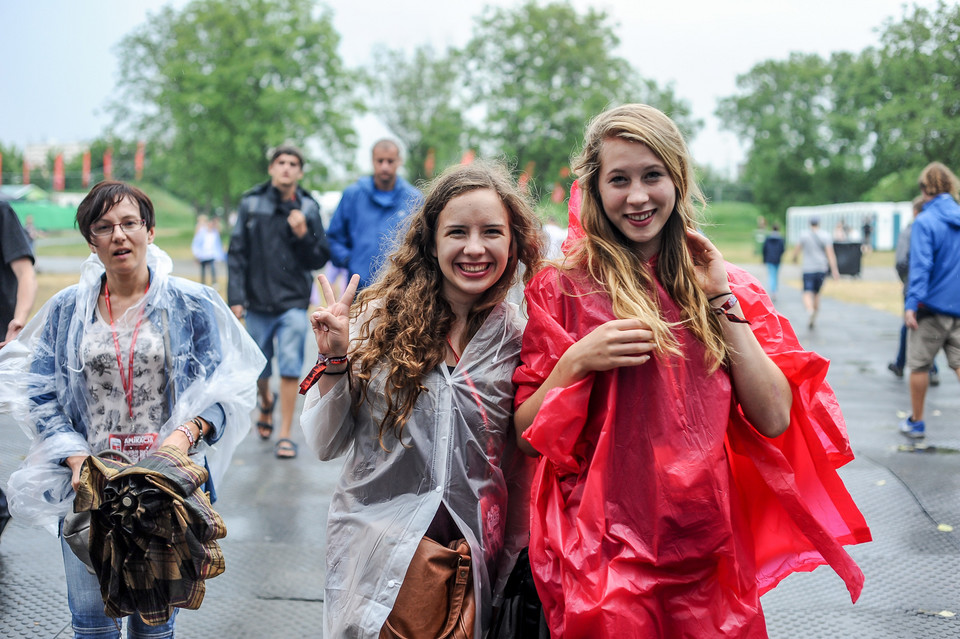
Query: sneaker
887 362 904 378
899 416 925 439
930 370 940 386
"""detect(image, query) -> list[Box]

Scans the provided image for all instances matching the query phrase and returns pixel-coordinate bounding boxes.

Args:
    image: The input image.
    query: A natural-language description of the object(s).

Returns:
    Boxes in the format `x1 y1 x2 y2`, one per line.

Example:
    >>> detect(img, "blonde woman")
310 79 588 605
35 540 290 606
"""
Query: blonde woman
513 104 871 637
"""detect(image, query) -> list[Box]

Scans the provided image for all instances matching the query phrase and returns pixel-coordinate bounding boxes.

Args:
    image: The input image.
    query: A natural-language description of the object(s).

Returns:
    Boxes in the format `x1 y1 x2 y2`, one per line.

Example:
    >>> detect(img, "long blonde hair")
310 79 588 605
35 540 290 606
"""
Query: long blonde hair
567 103 728 371
352 160 544 447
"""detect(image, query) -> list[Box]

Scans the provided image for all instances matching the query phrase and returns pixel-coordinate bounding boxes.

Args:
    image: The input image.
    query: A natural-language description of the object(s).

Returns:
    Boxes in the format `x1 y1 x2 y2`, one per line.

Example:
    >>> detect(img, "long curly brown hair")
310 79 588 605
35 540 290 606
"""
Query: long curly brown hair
567 103 729 372
351 160 544 447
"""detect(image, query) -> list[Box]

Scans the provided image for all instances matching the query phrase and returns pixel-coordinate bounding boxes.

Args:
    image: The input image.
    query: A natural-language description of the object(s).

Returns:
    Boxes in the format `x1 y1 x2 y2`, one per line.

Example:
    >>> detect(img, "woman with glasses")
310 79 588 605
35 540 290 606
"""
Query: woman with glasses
1 181 264 638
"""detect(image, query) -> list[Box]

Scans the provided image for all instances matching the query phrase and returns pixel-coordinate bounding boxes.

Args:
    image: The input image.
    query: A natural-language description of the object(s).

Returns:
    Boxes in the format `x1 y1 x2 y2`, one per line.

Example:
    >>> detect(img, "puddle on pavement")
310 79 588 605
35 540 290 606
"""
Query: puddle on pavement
897 443 960 454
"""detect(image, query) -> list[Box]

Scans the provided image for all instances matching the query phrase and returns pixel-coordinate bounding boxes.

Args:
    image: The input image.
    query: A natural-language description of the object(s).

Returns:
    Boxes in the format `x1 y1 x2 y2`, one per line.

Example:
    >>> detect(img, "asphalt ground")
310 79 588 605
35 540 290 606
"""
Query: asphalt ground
0 258 957 638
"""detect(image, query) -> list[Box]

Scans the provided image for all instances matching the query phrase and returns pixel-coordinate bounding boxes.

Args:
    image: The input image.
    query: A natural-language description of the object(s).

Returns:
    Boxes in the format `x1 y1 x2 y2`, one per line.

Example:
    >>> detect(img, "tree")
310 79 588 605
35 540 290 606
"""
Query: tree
367 45 468 185
865 1 960 181
463 0 697 195
0 142 25 186
110 0 360 212
717 52 876 216
717 1 960 212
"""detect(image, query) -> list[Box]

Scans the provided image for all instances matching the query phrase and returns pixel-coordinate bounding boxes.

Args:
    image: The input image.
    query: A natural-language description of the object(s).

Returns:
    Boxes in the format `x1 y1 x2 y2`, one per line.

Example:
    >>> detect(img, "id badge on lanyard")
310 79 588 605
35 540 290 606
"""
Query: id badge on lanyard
107 432 159 463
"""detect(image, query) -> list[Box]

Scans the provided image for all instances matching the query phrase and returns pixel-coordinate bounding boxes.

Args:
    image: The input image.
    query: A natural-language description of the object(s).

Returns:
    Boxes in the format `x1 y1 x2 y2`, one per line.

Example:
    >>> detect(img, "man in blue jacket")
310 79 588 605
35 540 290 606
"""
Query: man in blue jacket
900 162 960 440
228 145 329 459
327 139 422 289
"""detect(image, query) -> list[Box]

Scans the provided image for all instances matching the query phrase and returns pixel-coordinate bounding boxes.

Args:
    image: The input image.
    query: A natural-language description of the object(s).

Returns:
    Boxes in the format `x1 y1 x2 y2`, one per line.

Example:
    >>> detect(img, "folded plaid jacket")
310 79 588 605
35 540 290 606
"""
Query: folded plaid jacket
73 445 226 625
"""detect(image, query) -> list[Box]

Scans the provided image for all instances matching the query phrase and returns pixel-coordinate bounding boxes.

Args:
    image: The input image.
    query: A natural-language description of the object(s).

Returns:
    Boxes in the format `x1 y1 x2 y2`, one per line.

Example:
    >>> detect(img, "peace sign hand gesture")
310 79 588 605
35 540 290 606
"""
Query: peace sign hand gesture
310 273 360 358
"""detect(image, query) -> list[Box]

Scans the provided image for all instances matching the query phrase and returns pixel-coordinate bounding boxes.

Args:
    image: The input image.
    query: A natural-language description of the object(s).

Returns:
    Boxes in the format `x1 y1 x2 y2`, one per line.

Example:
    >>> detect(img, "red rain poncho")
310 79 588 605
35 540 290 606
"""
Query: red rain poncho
513 186 871 639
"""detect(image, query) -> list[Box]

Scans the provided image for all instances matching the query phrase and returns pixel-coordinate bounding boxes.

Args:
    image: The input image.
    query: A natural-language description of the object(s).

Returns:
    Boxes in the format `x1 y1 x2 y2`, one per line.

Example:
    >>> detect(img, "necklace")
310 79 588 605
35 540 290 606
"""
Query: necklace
104 279 150 419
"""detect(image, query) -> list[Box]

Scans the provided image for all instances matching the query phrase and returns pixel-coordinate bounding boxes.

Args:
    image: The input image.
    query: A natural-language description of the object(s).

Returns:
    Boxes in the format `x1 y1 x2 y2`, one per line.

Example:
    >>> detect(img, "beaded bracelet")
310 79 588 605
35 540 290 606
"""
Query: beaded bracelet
190 417 205 448
175 424 196 448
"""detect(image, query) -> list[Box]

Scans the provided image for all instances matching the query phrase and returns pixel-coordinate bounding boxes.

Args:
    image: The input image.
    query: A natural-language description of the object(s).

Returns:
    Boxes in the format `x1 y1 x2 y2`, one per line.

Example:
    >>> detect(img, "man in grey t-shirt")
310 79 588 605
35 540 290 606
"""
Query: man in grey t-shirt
791 217 840 329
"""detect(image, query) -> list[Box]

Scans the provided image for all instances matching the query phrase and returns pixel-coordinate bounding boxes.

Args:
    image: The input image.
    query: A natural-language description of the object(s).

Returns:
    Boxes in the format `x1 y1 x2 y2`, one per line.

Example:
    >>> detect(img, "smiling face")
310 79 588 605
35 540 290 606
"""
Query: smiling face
431 188 512 312
88 196 154 278
597 137 677 259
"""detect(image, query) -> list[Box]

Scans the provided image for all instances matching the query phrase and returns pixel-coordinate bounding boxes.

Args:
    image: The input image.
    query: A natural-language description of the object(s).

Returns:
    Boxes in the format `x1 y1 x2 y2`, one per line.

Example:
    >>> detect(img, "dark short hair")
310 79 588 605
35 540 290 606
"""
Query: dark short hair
269 144 304 167
76 181 155 243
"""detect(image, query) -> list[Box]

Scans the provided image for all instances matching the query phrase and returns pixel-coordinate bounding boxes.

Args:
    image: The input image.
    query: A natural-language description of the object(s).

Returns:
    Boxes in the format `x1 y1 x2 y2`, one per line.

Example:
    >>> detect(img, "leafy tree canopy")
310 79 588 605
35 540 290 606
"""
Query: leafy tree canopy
717 0 960 216
462 0 698 194
110 0 361 212
368 44 469 186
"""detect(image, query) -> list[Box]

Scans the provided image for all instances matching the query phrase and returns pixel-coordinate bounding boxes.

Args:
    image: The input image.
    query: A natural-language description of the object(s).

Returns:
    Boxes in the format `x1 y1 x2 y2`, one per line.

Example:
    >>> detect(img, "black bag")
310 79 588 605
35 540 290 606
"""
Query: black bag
490 547 550 638
62 449 133 574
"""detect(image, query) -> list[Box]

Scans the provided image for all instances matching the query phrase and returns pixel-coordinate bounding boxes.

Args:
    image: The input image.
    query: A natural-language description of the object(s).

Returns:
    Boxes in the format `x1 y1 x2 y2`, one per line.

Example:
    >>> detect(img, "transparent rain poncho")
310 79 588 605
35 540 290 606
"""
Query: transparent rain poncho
300 301 534 639
0 245 265 533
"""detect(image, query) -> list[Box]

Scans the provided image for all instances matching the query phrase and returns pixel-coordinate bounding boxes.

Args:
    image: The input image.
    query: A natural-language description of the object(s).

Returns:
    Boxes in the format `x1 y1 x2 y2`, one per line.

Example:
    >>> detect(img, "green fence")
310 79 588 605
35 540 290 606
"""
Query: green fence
9 200 78 231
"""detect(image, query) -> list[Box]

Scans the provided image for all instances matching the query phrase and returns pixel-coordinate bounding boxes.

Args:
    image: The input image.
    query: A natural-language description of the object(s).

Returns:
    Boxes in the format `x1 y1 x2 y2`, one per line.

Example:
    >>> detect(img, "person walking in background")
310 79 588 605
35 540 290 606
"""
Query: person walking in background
861 214 874 254
300 161 543 637
833 220 849 241
0 200 38 540
326 139 423 289
762 222 785 300
899 162 960 440
228 144 330 459
0 181 264 638
512 104 868 637
888 195 939 384
792 216 840 329
0 201 37 349
191 214 225 285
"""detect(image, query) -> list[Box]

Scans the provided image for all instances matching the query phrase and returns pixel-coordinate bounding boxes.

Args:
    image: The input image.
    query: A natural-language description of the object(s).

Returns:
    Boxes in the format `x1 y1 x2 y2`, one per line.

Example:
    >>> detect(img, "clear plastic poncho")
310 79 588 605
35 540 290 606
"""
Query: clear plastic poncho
300 301 534 639
0 245 266 533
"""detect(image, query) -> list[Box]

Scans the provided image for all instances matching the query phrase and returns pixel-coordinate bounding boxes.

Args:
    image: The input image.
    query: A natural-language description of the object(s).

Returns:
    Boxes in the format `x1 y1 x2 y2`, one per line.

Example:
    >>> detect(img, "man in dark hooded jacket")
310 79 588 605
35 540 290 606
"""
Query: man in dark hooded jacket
228 145 329 459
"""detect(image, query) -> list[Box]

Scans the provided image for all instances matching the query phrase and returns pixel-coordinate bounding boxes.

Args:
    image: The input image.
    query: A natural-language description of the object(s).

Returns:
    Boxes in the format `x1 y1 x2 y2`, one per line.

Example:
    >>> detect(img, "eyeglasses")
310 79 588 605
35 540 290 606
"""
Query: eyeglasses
90 219 146 237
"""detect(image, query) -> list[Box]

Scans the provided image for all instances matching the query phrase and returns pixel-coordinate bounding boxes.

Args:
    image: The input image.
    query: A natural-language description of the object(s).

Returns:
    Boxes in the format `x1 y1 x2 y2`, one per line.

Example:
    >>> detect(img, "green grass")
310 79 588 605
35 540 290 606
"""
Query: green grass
701 201 766 263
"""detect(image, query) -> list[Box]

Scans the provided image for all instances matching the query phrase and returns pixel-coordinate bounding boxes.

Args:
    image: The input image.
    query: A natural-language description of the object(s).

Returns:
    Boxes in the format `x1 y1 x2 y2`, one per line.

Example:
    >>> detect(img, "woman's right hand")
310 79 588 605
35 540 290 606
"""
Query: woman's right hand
514 318 655 455
66 455 88 492
562 318 656 381
310 273 360 357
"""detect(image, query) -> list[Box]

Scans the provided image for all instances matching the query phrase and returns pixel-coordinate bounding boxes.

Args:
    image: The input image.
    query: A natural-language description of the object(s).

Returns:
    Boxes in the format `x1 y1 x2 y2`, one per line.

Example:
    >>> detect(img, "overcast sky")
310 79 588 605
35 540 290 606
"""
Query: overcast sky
0 0 937 176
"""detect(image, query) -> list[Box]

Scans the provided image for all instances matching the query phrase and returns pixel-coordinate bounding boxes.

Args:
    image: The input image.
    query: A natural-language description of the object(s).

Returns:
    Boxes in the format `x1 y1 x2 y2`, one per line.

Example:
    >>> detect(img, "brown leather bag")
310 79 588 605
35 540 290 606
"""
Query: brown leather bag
380 536 476 639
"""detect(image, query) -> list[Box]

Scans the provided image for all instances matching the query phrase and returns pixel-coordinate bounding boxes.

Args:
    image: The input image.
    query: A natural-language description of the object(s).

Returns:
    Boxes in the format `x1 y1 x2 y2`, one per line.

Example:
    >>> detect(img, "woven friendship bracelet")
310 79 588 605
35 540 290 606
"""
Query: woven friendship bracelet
299 354 349 394
712 294 749 324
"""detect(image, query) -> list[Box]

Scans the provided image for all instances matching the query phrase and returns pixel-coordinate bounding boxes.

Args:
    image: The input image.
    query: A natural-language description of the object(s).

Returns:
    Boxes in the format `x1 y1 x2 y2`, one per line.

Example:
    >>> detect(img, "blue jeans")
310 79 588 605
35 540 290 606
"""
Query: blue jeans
244 308 308 378
61 533 177 638
765 262 780 295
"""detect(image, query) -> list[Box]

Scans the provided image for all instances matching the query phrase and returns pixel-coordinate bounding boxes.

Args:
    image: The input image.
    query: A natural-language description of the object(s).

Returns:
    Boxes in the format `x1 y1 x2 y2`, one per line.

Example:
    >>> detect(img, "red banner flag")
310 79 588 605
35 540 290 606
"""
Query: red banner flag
82 150 91 187
424 148 436 177
53 154 65 191
103 147 113 181
518 161 535 193
551 182 565 203
134 141 145 180
460 149 475 165
23 161 30 185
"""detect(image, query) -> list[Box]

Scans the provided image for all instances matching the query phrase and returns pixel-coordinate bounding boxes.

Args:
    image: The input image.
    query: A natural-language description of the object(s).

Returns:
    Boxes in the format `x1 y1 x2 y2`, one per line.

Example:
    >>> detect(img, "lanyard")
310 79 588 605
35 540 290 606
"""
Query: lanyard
104 279 150 419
